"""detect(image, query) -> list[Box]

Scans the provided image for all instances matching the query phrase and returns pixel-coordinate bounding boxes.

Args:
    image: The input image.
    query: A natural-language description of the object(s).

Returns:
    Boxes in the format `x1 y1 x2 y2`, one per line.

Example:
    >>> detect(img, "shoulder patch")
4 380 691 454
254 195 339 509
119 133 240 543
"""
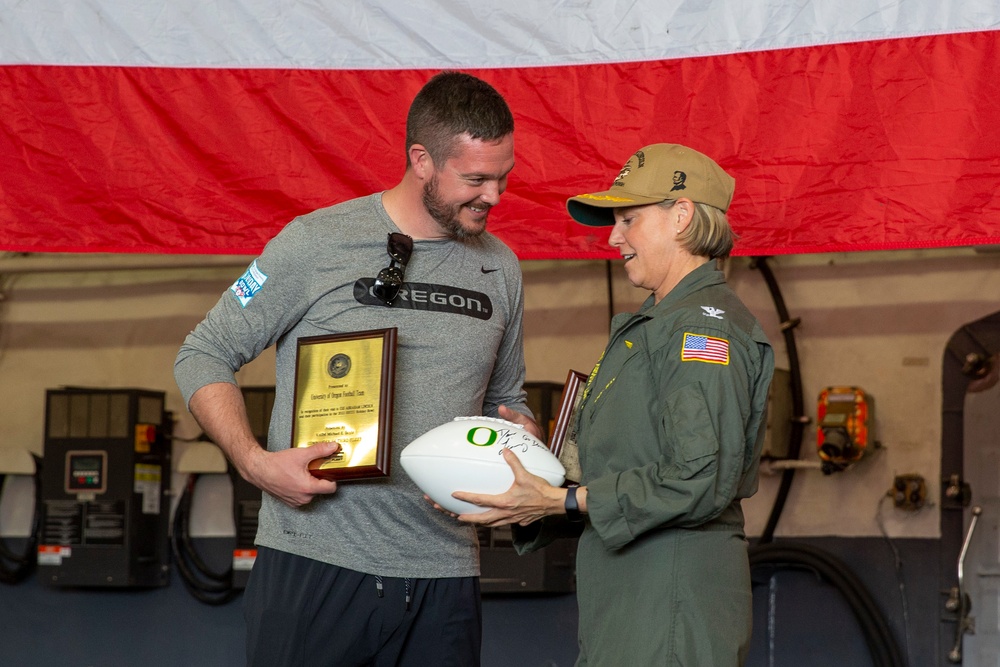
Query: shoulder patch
681 332 729 365
230 260 268 308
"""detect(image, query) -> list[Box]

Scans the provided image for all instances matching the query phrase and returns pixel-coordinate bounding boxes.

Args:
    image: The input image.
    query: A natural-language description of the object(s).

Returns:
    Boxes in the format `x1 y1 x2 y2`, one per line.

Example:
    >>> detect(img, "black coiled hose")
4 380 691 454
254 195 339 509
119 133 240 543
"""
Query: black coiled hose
750 541 905 667
170 473 239 606
0 455 43 585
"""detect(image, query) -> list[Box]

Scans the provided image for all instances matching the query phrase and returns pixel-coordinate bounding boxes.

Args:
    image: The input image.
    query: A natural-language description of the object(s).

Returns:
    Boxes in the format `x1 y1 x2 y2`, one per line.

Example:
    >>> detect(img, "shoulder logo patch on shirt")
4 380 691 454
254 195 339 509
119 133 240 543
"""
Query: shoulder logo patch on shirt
701 306 725 319
230 260 268 308
681 332 730 365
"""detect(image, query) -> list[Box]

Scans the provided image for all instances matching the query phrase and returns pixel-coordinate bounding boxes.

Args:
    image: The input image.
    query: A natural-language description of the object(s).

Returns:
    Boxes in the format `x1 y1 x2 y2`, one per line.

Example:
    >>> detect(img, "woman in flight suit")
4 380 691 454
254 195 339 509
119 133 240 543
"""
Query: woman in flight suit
452 143 774 666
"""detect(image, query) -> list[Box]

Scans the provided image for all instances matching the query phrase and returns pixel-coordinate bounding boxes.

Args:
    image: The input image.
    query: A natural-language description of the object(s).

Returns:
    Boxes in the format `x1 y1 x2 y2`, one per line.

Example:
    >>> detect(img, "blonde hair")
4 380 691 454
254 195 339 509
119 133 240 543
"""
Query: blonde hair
660 200 736 259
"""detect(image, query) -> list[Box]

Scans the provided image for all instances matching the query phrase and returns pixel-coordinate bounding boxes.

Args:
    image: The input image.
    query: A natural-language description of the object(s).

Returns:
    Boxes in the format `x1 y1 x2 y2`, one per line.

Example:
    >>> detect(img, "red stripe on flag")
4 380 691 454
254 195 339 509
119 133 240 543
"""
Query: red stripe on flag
2 30 1000 257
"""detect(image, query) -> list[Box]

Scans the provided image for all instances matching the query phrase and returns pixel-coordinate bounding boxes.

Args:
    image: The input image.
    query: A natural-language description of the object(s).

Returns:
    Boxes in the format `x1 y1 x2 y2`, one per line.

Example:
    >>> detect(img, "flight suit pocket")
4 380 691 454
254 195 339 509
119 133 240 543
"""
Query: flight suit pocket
663 382 720 475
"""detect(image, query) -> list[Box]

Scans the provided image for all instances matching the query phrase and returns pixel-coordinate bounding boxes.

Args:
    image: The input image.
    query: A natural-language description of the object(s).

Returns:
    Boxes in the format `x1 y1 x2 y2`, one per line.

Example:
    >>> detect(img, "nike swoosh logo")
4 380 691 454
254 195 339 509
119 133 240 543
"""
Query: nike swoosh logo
481 266 500 274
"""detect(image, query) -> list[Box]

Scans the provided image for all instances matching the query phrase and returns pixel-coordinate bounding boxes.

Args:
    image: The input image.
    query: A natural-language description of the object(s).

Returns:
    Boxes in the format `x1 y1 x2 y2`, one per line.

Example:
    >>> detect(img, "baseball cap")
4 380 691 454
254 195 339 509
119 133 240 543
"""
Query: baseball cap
567 143 735 227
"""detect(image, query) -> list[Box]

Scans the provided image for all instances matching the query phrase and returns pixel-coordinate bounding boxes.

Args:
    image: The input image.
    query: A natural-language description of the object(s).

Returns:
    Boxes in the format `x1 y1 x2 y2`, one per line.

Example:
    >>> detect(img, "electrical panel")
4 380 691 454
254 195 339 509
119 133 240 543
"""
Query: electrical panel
38 388 171 587
891 474 927 511
761 368 793 459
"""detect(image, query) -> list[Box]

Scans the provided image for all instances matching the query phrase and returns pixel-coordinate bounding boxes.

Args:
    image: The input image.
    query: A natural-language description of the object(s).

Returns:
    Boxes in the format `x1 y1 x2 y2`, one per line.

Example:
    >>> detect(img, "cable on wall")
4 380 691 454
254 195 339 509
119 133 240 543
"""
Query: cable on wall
749 256 808 544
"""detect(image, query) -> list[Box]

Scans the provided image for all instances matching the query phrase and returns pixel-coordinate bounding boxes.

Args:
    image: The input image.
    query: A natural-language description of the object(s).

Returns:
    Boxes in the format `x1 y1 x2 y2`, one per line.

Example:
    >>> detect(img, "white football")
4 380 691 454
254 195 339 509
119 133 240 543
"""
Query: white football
400 416 566 515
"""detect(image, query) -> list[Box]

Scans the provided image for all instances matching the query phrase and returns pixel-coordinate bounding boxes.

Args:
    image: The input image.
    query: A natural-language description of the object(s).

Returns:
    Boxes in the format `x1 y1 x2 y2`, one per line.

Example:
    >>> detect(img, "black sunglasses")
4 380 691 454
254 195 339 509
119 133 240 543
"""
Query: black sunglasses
372 232 413 306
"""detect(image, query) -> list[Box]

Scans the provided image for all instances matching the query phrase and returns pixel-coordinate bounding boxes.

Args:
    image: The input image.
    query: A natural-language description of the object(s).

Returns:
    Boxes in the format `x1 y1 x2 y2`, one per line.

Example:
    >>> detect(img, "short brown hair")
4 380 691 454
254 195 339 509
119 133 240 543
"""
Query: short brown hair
405 71 514 166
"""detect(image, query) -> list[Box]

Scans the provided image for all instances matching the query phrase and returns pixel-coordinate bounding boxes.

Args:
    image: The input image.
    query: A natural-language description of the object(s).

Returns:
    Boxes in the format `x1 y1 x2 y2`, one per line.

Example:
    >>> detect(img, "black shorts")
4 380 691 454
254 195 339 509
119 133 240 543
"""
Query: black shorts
243 546 482 667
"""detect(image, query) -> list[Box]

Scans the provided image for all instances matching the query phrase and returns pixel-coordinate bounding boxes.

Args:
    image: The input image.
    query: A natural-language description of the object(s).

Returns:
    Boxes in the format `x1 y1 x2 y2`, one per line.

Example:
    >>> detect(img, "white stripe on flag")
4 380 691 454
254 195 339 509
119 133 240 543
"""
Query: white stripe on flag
1 0 998 68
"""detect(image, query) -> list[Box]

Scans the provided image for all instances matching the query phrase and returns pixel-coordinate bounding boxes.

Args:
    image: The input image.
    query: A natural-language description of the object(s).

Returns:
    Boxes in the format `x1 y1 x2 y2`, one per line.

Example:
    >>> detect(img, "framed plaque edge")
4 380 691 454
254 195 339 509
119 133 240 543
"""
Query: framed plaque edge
547 369 587 458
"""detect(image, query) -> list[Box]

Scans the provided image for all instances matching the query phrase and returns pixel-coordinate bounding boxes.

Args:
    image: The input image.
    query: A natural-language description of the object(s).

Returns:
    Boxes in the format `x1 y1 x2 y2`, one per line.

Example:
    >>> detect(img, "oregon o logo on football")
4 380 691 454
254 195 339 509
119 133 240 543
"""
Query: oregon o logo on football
466 427 498 447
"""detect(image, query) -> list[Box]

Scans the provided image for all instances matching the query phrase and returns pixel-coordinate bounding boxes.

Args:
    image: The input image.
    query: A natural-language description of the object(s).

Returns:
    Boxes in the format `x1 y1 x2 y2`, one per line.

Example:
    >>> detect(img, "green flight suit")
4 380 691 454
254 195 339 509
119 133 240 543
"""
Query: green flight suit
519 261 774 666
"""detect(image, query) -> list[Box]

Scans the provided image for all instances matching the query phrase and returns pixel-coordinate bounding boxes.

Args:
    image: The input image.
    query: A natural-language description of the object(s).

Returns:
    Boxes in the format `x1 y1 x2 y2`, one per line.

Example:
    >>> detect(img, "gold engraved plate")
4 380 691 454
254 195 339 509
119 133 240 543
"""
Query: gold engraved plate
292 328 397 480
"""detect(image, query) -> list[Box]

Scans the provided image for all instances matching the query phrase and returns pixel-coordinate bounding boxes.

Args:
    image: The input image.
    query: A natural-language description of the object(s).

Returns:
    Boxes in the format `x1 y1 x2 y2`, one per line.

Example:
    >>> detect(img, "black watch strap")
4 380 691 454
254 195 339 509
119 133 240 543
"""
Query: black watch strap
565 485 584 523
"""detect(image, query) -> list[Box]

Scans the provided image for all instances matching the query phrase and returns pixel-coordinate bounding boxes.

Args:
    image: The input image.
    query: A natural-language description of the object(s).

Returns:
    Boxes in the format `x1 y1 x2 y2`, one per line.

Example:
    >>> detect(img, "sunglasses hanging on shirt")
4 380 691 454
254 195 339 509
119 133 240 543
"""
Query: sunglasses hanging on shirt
372 232 413 306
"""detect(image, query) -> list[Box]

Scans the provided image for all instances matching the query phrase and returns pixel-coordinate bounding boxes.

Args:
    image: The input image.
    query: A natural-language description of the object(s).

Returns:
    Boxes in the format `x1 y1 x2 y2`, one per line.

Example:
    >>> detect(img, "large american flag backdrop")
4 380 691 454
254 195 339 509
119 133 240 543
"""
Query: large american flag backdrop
1 1 999 259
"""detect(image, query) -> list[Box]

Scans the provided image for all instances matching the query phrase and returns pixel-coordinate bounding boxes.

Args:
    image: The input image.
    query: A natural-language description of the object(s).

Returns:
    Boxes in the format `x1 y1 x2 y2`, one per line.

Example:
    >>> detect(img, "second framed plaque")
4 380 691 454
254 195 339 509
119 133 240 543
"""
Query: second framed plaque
291 328 397 481
548 369 588 485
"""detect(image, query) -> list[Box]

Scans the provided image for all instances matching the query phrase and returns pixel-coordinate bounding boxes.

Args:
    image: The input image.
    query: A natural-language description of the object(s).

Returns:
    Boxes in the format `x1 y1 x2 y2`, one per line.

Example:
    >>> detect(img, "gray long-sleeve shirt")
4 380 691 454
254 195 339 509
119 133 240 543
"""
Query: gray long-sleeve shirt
175 193 529 578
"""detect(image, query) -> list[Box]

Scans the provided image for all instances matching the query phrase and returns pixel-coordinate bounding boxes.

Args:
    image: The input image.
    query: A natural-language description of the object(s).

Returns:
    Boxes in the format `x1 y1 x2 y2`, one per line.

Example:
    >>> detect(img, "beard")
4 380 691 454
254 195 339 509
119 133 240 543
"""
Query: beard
422 175 488 240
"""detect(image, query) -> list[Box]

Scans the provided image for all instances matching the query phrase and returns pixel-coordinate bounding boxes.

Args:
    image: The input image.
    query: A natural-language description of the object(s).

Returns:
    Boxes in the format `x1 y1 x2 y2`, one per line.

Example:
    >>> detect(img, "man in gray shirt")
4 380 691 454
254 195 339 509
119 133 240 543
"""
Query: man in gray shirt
174 71 539 667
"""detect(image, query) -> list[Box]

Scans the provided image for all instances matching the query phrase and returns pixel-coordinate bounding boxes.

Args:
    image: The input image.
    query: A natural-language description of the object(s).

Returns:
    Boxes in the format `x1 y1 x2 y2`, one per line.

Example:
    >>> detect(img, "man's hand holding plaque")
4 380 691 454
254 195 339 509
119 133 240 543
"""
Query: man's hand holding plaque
244 440 341 508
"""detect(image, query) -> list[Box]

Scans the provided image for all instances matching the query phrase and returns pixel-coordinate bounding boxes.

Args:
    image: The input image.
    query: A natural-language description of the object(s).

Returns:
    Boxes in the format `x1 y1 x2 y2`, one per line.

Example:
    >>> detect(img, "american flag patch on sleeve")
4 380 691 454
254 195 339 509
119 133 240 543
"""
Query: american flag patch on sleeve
681 332 730 364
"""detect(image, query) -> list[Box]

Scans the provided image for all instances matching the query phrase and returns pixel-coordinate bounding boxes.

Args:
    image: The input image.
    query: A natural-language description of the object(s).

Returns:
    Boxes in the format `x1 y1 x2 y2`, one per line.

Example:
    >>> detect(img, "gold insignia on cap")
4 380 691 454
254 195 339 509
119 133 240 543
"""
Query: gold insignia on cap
577 194 634 202
613 163 632 186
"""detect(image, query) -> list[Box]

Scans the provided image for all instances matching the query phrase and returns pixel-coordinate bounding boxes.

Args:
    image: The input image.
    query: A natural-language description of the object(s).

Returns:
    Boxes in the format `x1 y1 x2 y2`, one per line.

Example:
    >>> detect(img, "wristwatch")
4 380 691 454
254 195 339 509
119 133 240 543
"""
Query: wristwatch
564 485 584 523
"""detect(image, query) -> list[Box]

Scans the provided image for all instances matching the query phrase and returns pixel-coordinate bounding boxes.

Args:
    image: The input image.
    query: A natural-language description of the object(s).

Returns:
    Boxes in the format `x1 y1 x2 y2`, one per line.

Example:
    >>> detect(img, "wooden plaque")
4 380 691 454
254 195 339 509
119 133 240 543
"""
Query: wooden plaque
548 369 588 485
291 328 397 481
